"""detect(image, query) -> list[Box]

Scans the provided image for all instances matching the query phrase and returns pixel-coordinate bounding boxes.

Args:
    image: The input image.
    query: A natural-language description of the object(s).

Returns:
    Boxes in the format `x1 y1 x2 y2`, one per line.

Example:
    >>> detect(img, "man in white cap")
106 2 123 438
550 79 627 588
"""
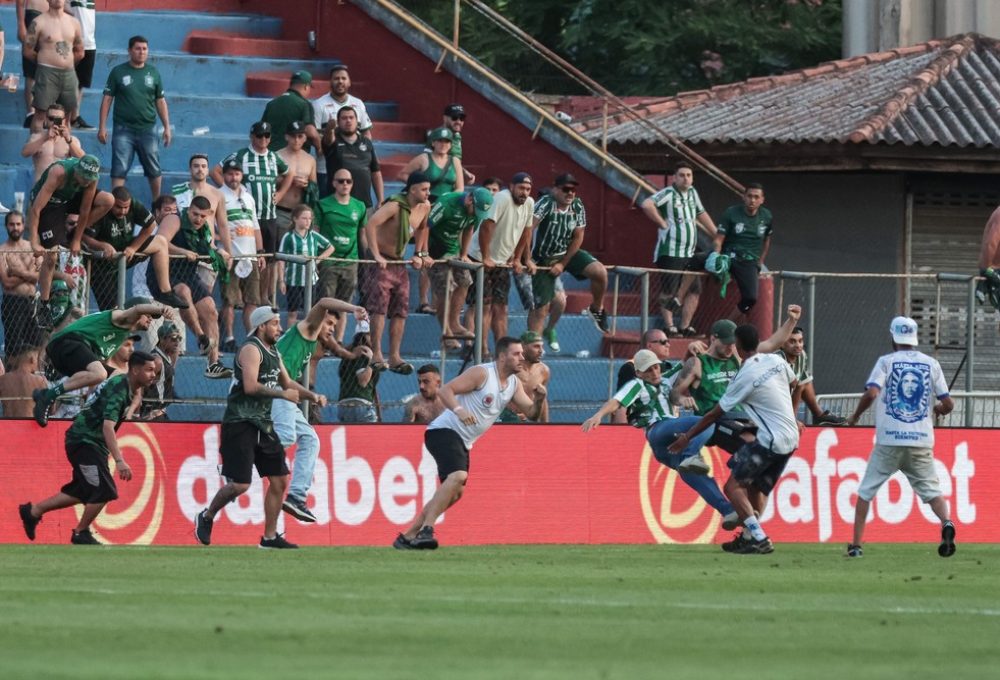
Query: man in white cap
845 316 956 558
194 305 326 549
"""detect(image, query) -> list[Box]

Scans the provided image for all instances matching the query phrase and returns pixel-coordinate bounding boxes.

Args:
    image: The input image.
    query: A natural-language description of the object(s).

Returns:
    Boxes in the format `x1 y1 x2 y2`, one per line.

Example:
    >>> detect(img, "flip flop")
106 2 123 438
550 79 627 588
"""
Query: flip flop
371 361 388 372
389 362 414 375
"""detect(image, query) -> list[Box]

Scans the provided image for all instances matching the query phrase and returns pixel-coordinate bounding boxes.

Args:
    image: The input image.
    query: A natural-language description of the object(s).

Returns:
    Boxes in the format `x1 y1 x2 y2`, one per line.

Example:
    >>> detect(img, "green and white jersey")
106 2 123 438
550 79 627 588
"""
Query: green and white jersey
776 348 813 386
219 148 288 221
69 0 97 50
717 204 772 261
649 185 705 260
614 378 675 430
279 229 332 286
221 184 260 257
64 374 133 454
532 195 587 262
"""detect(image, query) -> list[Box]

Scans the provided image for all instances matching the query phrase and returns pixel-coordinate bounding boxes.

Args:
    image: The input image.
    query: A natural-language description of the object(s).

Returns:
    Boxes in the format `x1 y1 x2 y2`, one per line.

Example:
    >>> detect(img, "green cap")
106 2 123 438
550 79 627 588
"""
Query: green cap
78 154 101 181
291 70 313 84
711 319 737 344
471 187 493 223
519 330 542 344
427 126 453 143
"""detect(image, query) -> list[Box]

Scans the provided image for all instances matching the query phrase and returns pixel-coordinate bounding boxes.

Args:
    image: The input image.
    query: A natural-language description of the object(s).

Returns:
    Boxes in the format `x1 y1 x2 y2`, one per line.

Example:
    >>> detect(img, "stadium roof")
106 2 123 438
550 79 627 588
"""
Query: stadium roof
579 33 1000 148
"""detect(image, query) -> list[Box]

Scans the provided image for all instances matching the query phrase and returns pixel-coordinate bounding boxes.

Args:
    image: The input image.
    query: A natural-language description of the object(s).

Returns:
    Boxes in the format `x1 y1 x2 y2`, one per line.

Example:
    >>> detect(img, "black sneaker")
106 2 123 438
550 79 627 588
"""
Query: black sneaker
259 533 299 549
72 116 94 130
584 307 610 333
152 288 189 309
814 410 847 426
32 388 54 427
393 533 417 550
204 362 233 379
846 543 863 558
194 509 213 545
721 531 750 553
665 296 682 313
411 525 439 550
19 503 40 541
198 333 214 355
35 299 54 331
23 114 33 129
220 338 238 353
281 496 317 523
721 511 740 531
71 529 101 545
733 536 774 554
938 521 956 557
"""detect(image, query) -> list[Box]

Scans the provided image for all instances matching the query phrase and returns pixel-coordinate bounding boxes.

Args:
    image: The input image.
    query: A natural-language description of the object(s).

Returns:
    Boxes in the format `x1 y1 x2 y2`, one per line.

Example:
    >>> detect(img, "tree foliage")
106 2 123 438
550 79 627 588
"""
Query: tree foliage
398 0 842 96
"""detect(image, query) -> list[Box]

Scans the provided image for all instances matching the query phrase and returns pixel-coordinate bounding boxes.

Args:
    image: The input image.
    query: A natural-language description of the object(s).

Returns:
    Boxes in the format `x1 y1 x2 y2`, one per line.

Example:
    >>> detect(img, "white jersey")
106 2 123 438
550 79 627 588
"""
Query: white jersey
313 92 373 132
221 184 260 257
718 352 799 455
70 1 97 50
468 189 535 264
427 362 519 449
865 349 948 447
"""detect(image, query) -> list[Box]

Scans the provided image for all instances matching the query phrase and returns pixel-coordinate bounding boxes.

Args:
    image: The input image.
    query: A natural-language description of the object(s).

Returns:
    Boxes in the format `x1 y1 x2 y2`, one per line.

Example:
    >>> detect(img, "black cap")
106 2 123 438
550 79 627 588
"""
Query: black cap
405 171 431 191
251 121 272 135
222 158 242 172
444 103 465 117
127 333 143 343
511 172 533 185
554 172 579 187
286 120 306 135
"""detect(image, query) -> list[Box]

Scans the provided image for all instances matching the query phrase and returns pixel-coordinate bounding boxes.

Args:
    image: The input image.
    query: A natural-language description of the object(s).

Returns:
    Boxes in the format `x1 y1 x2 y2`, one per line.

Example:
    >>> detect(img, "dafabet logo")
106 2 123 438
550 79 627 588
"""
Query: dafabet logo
639 443 725 544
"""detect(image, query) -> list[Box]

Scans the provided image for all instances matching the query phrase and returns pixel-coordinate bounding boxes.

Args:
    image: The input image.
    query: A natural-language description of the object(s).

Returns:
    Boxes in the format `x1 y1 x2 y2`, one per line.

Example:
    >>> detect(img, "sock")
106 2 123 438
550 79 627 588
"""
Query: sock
51 382 66 397
743 516 767 541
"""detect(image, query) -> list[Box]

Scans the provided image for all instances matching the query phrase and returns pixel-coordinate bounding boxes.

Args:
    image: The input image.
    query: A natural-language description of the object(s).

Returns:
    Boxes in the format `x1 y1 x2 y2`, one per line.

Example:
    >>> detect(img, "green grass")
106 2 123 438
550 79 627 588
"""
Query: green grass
1 544 997 679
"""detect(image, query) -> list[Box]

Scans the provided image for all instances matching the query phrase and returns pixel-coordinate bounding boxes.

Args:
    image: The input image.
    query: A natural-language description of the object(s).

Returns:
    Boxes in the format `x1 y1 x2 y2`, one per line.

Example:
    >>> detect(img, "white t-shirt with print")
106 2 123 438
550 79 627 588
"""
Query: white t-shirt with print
718 352 799 455
865 349 948 447
468 189 535 264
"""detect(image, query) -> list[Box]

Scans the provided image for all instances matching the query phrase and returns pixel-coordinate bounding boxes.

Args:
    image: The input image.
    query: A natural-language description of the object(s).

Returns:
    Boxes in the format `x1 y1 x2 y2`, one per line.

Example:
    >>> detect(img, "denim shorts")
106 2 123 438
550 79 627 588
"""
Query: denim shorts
111 126 161 179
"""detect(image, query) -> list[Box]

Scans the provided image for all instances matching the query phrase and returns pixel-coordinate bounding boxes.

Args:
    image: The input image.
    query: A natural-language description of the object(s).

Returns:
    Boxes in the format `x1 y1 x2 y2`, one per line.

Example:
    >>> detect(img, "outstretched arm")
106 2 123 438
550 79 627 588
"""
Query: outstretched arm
758 304 802 354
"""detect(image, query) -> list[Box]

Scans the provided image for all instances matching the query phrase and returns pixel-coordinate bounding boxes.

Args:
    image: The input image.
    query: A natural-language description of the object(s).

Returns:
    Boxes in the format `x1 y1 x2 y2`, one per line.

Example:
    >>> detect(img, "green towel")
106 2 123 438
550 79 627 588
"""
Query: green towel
705 252 731 298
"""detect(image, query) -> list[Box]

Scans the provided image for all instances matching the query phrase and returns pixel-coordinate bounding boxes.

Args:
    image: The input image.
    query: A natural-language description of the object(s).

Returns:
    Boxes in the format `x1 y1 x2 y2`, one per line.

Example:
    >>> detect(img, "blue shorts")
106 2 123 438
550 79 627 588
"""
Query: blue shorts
111 126 161 179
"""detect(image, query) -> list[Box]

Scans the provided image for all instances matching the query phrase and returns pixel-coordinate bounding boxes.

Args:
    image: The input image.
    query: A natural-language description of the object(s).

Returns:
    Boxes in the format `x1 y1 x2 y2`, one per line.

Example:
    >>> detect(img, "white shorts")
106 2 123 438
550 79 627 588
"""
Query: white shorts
857 444 941 503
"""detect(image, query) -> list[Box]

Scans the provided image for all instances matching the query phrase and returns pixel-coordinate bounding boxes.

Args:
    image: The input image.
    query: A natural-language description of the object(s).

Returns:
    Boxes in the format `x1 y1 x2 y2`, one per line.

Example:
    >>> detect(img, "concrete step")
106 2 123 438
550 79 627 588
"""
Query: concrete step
187 30 316 60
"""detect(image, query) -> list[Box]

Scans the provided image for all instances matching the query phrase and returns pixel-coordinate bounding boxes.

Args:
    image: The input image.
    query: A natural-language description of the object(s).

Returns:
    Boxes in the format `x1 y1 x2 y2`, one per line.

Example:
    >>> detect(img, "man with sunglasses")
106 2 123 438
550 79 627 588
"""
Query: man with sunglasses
21 103 84 182
426 103 475 185
321 106 382 207
529 173 610 334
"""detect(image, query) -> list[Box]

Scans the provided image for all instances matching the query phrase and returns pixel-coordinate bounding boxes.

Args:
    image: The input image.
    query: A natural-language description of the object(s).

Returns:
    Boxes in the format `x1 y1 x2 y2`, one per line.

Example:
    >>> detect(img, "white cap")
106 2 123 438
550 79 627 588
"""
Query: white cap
890 316 918 346
249 306 280 330
633 349 660 372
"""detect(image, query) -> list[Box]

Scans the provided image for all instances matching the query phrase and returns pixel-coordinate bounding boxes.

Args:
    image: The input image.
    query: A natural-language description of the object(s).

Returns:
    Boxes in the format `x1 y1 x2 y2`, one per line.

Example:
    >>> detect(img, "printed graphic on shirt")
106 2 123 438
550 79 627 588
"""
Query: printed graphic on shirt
884 361 930 424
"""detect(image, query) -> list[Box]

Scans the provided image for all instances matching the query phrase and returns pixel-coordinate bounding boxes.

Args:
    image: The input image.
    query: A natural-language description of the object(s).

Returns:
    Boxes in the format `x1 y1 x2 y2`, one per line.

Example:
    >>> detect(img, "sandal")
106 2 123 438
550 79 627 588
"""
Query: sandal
389 362 414 375
416 303 436 314
371 361 388 372
681 326 700 337
666 325 681 337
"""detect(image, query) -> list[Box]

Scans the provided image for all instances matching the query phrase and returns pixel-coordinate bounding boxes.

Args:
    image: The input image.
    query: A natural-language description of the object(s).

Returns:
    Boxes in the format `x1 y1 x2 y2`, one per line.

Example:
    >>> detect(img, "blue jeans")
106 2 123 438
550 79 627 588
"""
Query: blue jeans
338 399 377 423
271 398 320 502
111 125 161 179
646 416 734 517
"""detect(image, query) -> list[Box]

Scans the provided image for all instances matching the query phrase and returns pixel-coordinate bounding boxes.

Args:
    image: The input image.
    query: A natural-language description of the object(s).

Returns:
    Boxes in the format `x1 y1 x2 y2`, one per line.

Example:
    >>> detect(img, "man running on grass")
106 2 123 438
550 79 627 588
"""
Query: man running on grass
394 336 546 550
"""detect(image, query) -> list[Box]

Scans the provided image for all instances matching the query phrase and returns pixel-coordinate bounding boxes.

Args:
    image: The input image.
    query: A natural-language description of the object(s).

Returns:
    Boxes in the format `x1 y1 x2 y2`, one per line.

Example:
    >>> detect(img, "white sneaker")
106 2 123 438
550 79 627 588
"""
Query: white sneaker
678 454 710 475
0 201 10 215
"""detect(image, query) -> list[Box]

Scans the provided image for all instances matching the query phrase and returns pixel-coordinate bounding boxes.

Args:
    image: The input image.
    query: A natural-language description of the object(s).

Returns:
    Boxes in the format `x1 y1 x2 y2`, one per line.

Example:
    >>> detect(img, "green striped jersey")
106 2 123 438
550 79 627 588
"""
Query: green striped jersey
532 195 587 262
279 229 332 286
649 185 705 260
219 148 288 221
613 378 675 429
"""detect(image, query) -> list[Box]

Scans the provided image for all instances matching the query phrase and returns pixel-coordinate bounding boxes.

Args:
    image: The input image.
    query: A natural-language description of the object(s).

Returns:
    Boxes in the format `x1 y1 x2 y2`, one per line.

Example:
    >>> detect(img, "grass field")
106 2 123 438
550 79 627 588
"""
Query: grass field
1 543 997 679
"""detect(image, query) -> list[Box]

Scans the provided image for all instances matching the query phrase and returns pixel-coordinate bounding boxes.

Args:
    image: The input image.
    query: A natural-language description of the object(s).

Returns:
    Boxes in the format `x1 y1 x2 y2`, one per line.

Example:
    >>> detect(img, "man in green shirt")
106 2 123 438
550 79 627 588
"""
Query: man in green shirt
33 297 176 426
427 187 492 347
315 168 368 341
714 183 772 320
19 350 159 545
81 185 186 311
274 297 367 523
194 306 323 550
97 35 171 199
261 70 322 153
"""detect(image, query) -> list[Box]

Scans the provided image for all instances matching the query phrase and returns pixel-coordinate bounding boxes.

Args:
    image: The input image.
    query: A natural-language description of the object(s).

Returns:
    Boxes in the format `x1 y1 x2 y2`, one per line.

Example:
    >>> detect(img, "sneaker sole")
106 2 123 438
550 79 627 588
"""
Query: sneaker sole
721 512 740 531
411 538 439 550
194 514 212 545
938 523 956 557
281 501 317 523
19 503 38 541
678 459 710 476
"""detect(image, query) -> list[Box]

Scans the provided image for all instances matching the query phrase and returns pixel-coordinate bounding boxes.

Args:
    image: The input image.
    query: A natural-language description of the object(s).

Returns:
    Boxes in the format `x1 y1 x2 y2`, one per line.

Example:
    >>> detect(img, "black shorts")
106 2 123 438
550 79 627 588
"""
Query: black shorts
655 254 705 299
727 441 792 496
37 194 84 249
729 258 761 311
220 421 289 484
47 333 101 378
163 259 212 303
61 442 118 504
425 428 469 481
285 284 318 313
259 218 278 254
75 49 97 89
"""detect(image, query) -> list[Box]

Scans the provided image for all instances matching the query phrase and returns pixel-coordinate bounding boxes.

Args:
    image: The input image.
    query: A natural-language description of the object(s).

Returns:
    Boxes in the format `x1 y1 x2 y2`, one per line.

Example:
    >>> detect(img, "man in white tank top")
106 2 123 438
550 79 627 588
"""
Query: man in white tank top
845 316 956 558
393 336 547 550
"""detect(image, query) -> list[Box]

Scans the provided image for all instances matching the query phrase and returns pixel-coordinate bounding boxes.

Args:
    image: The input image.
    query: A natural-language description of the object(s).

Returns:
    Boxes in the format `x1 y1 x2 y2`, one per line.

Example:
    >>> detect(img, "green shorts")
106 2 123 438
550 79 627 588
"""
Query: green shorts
32 63 79 112
532 249 597 307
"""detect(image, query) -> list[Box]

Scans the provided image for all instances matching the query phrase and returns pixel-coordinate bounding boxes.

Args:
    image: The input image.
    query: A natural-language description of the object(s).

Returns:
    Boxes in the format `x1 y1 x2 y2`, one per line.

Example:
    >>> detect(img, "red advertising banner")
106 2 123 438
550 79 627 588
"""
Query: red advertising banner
0 421 994 546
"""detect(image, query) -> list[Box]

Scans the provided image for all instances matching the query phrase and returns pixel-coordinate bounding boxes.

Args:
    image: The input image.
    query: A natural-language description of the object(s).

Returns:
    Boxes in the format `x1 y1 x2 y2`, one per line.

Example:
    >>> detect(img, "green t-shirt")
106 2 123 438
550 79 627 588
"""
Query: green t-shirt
532 194 587 262
65 374 133 454
51 310 131 361
315 194 367 263
427 190 475 258
717 204 773 261
30 158 88 206
262 89 314 152
692 353 741 415
613 378 674 429
275 323 317 384
220 148 288 221
339 355 378 402
88 200 154 251
223 337 284 428
103 62 164 130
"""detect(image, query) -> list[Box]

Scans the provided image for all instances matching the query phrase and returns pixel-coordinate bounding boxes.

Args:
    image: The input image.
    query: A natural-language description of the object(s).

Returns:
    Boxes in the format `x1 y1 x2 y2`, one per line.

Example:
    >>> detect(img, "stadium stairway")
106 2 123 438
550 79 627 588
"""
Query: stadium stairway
0 5 647 423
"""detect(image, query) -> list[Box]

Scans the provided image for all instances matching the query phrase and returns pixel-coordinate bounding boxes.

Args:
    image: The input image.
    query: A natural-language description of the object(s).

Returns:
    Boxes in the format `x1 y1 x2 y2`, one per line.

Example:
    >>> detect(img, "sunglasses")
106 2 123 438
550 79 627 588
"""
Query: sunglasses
334 178 353 184
450 115 466 121
650 339 669 345
560 185 577 193
254 132 271 138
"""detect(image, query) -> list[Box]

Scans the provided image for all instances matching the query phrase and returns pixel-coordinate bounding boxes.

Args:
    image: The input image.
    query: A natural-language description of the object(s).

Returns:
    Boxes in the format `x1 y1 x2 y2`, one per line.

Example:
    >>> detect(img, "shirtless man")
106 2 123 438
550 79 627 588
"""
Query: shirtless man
21 103 85 181
275 120 317 245
0 212 44 358
0 348 49 418
22 0 83 133
501 330 551 423
15 0 49 125
365 172 433 374
404 364 445 424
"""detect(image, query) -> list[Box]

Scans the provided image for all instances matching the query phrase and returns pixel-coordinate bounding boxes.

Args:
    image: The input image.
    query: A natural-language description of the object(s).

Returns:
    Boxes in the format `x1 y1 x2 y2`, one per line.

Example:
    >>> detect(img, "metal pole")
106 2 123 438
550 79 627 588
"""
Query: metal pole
301 258 316 417
474 264 484 364
441 267 452 375
452 0 460 48
966 276 976 427
116 254 127 309
806 276 816 377
640 271 649 339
